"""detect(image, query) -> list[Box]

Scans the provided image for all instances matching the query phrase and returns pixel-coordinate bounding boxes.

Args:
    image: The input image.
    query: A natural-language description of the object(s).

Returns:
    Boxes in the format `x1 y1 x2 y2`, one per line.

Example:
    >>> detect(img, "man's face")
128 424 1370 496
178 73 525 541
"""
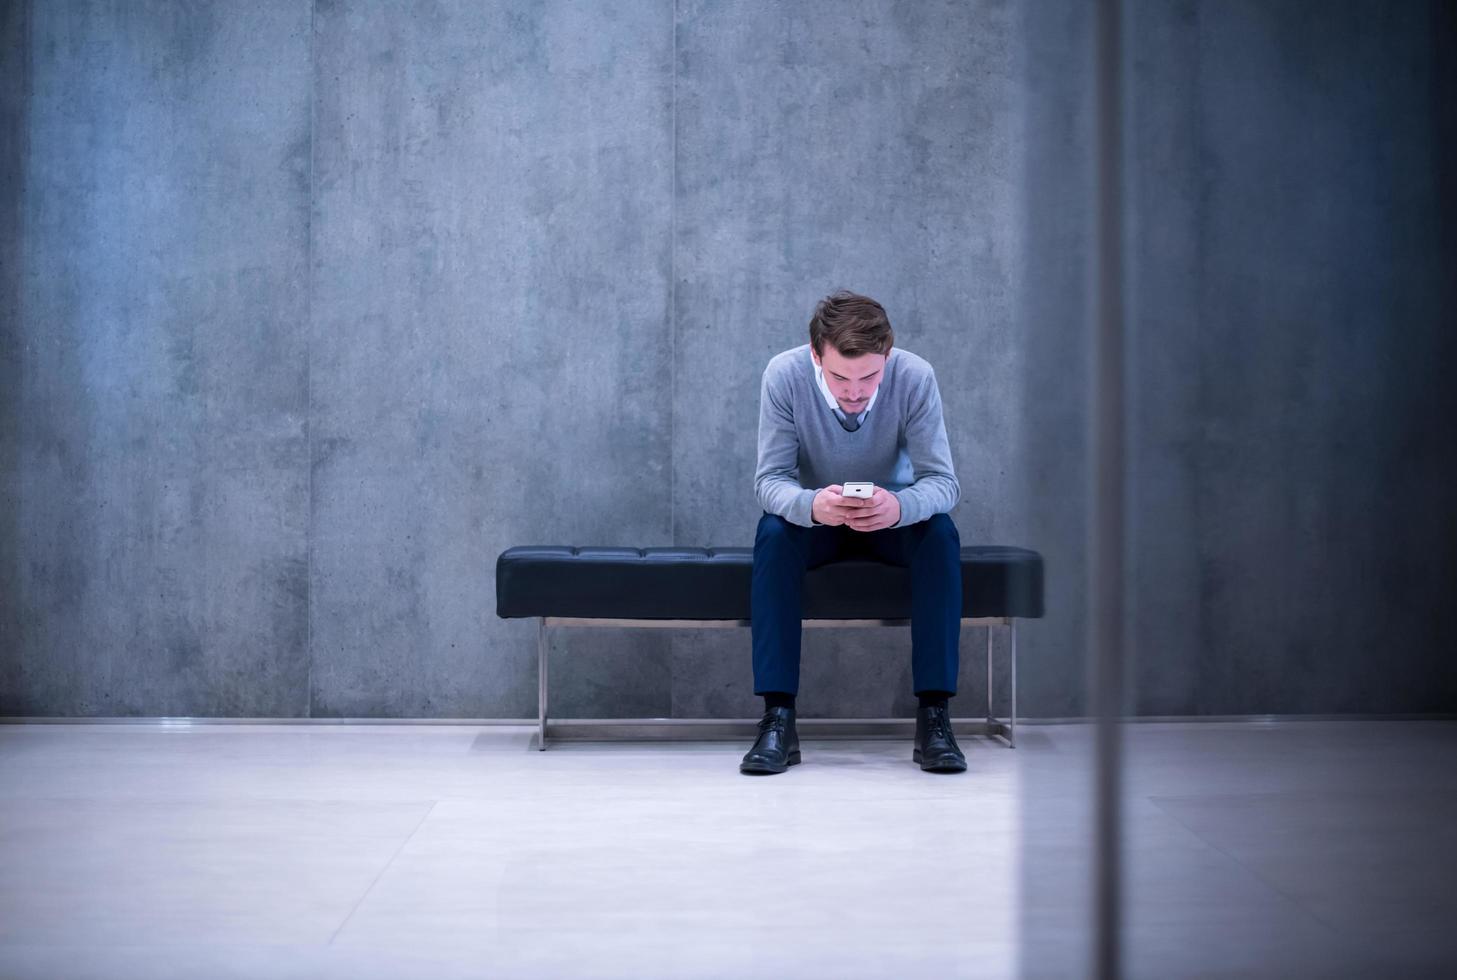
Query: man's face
812 345 888 415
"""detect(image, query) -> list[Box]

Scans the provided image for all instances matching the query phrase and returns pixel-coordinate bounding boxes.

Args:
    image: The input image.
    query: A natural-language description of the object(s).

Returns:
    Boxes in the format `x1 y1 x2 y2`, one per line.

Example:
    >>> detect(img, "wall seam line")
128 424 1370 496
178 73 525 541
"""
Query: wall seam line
670 0 677 546
305 0 316 719
1191 0 1209 717
669 0 679 716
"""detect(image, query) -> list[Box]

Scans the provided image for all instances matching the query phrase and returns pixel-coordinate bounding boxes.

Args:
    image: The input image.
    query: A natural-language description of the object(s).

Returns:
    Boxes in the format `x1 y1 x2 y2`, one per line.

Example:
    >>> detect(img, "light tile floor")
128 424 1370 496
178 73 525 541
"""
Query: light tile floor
0 720 1452 979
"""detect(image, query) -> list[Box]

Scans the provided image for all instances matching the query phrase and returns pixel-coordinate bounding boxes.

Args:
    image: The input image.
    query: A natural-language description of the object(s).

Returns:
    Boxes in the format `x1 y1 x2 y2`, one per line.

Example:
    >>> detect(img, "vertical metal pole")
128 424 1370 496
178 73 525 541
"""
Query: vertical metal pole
1092 0 1127 975
1009 620 1018 748
986 626 995 724
538 618 549 751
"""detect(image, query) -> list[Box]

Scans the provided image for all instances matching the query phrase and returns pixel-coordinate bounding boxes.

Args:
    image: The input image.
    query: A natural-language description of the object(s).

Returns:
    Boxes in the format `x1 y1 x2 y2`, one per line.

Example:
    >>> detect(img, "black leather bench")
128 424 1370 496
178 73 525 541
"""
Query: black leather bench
496 545 1044 749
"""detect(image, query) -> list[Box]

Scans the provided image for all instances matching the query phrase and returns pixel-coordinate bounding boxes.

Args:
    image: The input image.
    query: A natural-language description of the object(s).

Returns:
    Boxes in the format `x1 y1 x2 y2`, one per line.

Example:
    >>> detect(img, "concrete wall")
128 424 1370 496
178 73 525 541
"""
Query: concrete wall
2 0 1453 718
1126 0 1457 715
4 0 314 716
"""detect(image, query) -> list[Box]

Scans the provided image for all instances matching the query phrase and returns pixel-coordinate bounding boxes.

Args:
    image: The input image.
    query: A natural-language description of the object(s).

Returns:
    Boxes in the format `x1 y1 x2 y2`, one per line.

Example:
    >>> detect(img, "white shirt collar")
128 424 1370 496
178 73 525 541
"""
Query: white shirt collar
813 353 880 423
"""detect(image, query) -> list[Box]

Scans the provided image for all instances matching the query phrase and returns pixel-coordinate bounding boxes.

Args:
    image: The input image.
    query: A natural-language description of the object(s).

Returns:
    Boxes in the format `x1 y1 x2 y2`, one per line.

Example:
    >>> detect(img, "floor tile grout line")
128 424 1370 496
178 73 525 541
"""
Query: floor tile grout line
328 799 438 945
1143 794 1350 938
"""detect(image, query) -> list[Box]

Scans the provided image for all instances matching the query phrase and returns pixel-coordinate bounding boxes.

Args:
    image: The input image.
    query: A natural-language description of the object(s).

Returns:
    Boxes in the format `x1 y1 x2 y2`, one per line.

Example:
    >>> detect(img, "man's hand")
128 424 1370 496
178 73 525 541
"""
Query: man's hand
812 485 871 527
843 487 900 533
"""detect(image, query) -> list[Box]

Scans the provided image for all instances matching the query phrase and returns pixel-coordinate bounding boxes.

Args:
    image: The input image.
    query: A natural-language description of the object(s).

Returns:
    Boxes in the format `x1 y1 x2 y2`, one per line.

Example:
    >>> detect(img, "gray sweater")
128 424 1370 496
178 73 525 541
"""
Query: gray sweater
754 344 960 528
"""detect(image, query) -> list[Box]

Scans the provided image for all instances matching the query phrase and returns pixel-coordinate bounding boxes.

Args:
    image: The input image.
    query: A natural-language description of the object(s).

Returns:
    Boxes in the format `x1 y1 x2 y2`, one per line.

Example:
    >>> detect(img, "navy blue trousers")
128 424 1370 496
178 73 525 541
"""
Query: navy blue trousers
750 511 962 696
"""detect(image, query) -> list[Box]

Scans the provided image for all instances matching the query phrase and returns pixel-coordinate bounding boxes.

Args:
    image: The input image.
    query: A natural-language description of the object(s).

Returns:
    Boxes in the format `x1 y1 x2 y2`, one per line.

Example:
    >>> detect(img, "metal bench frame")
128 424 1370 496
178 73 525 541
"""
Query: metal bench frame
535 616 1017 750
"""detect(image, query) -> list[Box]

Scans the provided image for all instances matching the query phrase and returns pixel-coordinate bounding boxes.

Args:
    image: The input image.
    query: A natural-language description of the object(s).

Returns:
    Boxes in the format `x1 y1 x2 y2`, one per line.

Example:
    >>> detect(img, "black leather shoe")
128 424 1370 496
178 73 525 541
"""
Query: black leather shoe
740 706 801 775
914 702 967 773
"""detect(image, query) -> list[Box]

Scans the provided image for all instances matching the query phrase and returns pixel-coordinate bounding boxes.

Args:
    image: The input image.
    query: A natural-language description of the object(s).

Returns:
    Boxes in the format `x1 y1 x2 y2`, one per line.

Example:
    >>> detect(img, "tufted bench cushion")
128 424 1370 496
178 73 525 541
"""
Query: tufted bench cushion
495 545 1044 622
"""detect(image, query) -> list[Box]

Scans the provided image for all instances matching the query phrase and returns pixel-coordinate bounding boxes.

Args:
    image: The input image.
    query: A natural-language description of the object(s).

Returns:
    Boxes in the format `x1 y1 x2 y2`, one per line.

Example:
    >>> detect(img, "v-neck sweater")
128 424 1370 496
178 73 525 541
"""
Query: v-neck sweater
753 344 960 528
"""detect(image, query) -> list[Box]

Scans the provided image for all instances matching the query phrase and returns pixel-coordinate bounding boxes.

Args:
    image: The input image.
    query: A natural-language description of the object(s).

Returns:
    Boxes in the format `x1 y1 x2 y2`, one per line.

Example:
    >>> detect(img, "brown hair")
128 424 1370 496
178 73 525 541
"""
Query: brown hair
808 290 895 357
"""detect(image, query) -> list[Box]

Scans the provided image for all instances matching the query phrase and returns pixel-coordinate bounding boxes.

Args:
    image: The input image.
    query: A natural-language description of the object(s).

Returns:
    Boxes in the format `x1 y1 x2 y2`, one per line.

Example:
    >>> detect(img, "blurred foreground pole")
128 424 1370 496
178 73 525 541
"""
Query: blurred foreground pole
1091 0 1126 977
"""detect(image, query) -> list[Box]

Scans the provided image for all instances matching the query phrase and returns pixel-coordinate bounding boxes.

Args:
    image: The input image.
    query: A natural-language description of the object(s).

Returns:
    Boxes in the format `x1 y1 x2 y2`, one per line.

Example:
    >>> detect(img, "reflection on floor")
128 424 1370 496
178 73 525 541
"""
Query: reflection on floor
0 720 1452 979
1018 720 1457 978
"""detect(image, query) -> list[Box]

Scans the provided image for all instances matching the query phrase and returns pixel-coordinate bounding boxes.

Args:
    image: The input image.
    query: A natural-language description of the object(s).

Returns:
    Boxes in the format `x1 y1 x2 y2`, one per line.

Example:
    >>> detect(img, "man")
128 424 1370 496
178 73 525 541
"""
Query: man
741 290 966 776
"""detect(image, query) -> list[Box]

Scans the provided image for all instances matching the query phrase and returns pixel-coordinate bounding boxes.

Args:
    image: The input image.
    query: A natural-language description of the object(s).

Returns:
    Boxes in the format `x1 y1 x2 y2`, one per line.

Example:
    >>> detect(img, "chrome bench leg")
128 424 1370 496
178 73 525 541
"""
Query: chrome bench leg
986 622 1016 748
986 625 995 727
1009 619 1017 749
538 618 549 751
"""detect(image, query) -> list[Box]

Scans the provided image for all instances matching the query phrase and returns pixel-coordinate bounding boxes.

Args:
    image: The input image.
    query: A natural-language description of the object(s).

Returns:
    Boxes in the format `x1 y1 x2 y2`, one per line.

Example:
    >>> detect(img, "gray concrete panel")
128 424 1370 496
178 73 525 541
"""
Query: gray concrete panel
1188 0 1457 714
671 0 1023 714
309 1 674 717
672 0 1021 549
3 0 312 716
1014 0 1094 721
1127 0 1206 716
0 0 29 715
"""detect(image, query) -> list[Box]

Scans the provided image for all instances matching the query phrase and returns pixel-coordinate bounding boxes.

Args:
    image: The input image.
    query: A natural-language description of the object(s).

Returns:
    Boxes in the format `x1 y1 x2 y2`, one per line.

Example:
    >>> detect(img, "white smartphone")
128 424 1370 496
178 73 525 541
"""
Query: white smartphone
841 482 875 499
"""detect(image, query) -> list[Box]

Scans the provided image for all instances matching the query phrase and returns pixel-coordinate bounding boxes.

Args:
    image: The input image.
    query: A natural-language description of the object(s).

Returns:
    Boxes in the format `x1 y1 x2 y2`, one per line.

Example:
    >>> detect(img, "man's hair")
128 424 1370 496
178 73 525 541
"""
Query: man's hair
808 290 895 358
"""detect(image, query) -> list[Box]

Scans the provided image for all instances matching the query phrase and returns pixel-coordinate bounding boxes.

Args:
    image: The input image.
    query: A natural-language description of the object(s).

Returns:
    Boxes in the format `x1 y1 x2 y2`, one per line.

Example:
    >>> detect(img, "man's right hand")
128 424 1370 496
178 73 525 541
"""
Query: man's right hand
812 485 870 526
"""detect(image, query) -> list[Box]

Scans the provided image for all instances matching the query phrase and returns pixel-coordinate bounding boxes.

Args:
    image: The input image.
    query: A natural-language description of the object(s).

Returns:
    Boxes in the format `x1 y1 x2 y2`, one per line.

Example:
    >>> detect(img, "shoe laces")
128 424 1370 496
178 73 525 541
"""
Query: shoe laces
923 705 954 742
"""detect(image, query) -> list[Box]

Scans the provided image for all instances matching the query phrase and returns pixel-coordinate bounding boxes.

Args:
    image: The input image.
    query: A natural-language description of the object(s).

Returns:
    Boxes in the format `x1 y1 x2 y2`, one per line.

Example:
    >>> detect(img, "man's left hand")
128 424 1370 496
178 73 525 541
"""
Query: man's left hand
844 487 900 533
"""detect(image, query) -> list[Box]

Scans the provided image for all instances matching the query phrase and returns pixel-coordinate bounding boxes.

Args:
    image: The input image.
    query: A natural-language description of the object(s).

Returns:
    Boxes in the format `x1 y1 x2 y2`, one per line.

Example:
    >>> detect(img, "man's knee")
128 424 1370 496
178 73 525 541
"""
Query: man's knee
755 513 799 551
925 512 959 537
919 513 961 552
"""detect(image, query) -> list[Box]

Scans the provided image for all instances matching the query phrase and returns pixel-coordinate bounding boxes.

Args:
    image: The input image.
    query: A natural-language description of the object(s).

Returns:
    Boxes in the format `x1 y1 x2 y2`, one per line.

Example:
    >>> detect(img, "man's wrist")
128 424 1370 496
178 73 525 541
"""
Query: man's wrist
799 487 821 527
